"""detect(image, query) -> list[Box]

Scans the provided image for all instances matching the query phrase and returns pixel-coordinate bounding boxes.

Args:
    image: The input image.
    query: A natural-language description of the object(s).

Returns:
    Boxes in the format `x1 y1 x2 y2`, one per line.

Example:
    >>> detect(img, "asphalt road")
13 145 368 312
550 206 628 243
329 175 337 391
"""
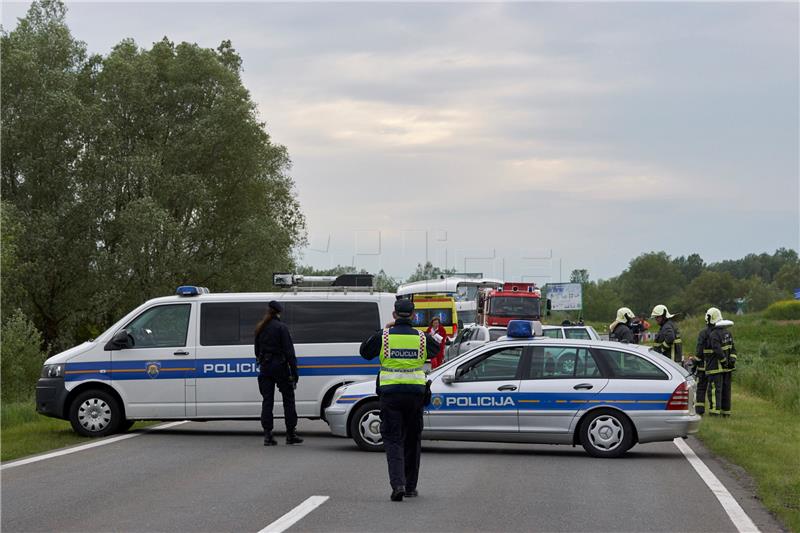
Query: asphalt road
1 420 785 533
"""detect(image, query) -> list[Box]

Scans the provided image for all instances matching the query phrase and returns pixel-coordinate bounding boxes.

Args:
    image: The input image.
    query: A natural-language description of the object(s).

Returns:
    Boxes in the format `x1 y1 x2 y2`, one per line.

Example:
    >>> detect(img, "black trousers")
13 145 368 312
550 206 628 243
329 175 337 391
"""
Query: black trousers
380 393 425 491
707 372 732 415
695 370 708 414
258 375 297 433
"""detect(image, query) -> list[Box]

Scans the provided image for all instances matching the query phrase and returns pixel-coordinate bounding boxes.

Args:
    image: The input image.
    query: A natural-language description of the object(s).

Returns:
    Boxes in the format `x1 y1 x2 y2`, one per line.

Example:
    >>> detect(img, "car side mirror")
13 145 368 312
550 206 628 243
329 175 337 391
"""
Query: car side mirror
104 329 133 351
442 373 455 385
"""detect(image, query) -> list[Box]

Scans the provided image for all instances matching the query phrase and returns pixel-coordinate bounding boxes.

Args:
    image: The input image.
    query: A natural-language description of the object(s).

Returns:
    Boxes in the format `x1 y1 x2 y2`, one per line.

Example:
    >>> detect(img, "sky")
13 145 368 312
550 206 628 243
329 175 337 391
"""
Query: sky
3 1 799 283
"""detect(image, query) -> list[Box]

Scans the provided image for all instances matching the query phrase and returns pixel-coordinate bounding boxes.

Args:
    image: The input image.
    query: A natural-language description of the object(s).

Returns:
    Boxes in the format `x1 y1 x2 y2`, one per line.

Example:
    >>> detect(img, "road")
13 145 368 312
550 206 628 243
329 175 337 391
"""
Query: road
1 420 784 533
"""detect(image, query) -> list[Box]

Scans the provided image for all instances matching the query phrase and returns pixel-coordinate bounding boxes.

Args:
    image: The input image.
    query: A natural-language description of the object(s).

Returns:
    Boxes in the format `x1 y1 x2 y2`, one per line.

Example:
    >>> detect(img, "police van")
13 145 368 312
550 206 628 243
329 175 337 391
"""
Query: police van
35 275 394 437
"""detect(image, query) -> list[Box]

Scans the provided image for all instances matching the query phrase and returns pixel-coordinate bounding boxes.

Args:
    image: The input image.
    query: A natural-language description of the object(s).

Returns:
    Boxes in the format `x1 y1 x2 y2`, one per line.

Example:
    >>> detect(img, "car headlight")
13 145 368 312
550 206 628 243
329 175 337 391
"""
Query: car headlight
41 364 64 378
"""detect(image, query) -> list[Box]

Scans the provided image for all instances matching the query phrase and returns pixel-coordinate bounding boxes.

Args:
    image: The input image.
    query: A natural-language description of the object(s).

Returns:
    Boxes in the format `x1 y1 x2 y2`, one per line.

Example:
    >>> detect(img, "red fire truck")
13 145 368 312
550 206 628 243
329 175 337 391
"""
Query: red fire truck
477 282 543 326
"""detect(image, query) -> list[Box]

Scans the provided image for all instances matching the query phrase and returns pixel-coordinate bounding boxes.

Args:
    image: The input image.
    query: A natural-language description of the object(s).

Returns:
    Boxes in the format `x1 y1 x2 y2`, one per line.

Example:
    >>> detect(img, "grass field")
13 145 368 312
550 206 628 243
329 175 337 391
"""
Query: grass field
1 401 155 462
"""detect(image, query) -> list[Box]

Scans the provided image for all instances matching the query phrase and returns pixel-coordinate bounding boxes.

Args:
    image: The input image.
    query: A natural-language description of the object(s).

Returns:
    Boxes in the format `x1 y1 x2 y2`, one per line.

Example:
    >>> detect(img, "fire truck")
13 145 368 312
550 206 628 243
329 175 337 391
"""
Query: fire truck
477 282 542 327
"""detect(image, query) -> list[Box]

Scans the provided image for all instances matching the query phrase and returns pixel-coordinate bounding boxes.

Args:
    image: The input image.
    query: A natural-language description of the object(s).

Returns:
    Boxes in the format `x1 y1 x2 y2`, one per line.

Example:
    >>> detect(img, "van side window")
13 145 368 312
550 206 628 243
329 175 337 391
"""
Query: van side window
125 304 191 348
201 303 268 346
286 302 380 344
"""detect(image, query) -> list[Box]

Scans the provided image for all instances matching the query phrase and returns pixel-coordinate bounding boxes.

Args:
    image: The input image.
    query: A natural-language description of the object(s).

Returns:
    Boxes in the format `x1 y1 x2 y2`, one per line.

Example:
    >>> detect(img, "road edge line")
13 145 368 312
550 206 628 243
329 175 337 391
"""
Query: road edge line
258 495 330 533
1 420 189 471
673 437 760 533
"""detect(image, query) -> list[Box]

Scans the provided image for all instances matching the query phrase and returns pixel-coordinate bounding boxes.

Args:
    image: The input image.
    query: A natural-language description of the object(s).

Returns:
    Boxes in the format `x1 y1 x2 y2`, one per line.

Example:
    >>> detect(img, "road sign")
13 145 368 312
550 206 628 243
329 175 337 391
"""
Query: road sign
547 283 583 311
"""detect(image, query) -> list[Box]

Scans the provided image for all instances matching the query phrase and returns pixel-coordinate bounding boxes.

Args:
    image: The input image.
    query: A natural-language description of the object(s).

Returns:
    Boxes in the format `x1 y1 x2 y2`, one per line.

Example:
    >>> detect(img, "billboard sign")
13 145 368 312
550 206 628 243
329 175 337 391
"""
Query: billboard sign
547 283 583 311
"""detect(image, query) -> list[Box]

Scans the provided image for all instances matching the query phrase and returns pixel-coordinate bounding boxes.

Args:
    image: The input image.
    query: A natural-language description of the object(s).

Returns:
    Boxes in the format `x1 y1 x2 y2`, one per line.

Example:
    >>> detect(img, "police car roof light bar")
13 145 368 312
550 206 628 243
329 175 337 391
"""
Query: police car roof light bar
176 286 210 296
273 273 375 291
506 320 544 338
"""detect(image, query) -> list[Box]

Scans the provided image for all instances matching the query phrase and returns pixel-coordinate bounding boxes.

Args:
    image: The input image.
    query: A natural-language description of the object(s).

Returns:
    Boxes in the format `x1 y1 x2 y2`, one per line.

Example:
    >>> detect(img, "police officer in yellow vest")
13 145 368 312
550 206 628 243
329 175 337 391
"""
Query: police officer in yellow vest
360 299 441 501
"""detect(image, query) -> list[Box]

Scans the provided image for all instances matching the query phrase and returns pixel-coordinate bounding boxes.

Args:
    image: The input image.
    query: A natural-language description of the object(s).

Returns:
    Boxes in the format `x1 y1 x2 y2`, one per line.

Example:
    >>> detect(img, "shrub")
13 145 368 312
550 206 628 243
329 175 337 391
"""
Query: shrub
1 310 46 402
763 300 800 320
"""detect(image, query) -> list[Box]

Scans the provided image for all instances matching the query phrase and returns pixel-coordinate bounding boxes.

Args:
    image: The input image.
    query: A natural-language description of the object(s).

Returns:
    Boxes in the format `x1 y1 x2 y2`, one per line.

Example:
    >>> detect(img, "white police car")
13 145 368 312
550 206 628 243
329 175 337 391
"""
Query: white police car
325 320 700 458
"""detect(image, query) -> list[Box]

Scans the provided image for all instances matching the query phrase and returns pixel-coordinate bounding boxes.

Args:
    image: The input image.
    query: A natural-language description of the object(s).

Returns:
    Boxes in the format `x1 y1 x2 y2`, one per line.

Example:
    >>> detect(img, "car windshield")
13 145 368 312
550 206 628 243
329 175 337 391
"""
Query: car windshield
489 296 541 318
455 285 479 302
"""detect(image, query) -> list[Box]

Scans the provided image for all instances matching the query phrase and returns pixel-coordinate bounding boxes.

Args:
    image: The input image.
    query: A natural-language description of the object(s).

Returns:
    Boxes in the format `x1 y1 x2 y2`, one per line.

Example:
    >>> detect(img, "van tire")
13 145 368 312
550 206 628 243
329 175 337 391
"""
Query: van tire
69 389 122 437
349 400 384 452
578 408 634 458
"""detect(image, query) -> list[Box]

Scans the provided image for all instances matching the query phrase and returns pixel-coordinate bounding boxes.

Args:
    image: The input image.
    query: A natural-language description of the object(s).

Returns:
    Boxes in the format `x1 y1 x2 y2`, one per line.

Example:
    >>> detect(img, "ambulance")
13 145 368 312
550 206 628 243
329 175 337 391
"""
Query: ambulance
35 275 394 437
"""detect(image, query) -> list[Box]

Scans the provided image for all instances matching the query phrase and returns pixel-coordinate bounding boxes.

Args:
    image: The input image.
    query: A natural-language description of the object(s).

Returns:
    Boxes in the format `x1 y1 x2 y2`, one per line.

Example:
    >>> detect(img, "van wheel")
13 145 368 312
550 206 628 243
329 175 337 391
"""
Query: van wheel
579 409 634 458
69 390 121 437
349 400 384 452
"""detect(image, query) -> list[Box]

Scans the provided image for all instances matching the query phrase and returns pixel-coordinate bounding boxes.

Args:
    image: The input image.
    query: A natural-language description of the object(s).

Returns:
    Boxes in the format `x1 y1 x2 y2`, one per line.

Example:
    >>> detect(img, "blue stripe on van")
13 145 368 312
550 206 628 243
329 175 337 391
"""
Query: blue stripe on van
64 356 379 381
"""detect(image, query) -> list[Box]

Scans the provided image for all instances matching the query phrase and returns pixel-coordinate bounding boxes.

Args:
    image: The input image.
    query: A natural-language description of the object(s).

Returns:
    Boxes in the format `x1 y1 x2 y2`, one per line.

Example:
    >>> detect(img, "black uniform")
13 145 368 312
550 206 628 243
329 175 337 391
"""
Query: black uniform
694 326 713 415
610 322 634 344
653 319 683 363
707 325 736 416
360 317 440 494
254 317 298 434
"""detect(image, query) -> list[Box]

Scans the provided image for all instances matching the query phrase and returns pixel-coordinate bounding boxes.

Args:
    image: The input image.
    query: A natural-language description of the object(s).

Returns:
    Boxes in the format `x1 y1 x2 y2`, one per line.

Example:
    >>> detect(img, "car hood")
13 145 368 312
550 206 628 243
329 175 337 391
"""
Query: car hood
44 341 96 365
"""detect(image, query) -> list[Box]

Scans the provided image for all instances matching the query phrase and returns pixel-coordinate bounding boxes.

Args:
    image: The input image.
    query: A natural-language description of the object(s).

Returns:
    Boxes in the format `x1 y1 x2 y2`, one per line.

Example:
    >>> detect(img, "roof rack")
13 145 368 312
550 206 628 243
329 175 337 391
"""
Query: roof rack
273 273 375 294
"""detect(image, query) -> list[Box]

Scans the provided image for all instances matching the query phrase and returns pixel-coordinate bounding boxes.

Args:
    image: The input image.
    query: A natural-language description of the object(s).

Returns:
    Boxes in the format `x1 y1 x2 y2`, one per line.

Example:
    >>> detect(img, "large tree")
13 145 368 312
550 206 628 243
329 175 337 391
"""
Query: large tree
1 1 305 349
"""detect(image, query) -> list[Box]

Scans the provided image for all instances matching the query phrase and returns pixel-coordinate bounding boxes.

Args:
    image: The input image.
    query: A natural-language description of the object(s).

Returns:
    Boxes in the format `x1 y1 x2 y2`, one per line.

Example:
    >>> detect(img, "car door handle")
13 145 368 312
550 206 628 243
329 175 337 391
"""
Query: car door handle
497 384 518 391
573 383 593 390
173 350 190 356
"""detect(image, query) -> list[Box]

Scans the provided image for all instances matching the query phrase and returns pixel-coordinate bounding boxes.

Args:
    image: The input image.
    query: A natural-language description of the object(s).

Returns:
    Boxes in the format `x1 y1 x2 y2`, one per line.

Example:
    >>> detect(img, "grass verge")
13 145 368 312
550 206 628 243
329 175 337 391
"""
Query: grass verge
1 401 156 462
697 385 800 532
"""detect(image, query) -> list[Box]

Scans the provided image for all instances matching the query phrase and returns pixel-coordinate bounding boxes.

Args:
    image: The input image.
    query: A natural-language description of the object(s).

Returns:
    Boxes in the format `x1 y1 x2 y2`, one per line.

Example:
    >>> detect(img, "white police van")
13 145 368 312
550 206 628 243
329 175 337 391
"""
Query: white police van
36 276 394 437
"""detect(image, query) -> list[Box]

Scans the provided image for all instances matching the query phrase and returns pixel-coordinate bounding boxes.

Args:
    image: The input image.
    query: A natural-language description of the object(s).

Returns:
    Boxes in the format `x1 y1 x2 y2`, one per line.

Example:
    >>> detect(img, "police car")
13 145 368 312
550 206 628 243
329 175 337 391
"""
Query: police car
447 324 600 360
35 280 396 437
325 320 700 458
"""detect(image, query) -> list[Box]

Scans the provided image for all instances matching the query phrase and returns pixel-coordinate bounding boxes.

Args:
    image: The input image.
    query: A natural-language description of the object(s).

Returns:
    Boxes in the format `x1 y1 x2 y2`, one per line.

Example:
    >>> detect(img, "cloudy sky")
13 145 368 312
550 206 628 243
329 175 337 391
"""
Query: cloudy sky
4 1 798 282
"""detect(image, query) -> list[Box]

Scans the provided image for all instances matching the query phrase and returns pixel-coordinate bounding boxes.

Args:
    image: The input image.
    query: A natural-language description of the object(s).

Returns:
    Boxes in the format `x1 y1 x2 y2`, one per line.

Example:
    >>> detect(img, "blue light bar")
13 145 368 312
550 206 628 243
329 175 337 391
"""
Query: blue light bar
507 320 533 338
176 286 209 296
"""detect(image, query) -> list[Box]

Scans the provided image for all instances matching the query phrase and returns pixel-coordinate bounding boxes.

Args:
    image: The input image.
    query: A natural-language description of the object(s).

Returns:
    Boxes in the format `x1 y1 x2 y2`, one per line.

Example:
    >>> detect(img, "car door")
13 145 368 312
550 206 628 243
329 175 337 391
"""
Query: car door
517 344 609 436
427 344 526 434
110 303 195 418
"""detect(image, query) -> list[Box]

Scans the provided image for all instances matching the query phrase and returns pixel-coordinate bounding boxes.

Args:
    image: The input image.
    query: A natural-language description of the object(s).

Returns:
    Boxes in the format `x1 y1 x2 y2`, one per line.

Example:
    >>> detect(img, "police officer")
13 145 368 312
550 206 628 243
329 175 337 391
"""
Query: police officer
705 308 737 416
693 311 715 415
650 304 683 363
360 299 441 502
609 307 635 343
254 301 303 446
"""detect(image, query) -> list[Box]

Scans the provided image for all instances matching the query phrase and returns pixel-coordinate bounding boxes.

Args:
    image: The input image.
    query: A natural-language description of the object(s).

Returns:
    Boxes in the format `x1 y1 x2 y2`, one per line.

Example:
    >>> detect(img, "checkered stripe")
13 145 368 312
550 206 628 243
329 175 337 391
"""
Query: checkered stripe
382 328 390 359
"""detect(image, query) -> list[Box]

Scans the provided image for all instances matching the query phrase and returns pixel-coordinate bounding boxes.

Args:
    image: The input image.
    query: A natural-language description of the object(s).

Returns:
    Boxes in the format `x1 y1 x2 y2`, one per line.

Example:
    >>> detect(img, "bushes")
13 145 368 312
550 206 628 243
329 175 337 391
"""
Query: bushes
764 300 800 320
1 310 46 402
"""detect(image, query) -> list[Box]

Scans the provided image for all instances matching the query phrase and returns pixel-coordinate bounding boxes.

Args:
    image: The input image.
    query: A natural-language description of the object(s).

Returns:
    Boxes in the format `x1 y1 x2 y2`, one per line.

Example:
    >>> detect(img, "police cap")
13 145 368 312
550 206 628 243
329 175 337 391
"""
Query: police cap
268 300 284 314
394 299 414 318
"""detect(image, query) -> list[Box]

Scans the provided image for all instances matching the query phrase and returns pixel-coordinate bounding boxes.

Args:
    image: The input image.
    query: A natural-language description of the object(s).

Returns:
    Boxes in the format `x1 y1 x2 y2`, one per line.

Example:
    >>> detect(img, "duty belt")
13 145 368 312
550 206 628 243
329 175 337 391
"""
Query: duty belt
380 366 424 373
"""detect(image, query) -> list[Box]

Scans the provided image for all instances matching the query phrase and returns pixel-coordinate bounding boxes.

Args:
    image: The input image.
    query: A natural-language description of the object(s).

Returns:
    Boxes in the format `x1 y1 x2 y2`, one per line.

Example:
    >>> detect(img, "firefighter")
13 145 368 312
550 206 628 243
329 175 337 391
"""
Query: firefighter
609 307 635 343
360 299 441 501
693 311 715 415
706 308 737 416
650 304 683 363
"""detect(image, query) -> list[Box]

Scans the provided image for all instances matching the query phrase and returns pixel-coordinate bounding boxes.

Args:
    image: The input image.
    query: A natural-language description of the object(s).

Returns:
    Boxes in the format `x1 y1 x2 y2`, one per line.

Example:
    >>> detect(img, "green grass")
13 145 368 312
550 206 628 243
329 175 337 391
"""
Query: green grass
698 386 800 532
1 401 155 462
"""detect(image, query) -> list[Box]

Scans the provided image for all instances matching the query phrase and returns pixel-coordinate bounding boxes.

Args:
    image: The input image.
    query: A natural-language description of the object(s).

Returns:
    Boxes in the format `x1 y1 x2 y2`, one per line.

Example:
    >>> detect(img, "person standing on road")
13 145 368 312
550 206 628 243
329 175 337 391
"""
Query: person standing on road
254 301 303 446
693 312 715 415
425 317 450 369
609 307 635 343
705 308 737 416
650 304 683 363
359 299 441 502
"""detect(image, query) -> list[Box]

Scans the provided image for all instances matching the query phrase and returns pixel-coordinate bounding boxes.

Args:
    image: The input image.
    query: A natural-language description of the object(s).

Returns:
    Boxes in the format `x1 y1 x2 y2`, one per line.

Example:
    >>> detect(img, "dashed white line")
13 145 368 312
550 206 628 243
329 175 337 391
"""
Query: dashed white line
674 438 760 533
258 495 330 533
0 420 189 471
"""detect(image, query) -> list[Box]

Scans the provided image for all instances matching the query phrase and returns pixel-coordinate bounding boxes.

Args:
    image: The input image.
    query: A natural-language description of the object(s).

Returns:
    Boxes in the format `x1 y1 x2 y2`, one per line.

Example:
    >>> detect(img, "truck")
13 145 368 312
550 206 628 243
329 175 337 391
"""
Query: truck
477 281 543 327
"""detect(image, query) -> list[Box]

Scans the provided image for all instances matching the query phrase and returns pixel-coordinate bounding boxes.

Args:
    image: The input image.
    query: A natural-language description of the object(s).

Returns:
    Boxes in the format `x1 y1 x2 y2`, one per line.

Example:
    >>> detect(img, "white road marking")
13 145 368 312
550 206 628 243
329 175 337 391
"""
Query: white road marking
258 496 330 533
0 420 189 471
674 438 760 533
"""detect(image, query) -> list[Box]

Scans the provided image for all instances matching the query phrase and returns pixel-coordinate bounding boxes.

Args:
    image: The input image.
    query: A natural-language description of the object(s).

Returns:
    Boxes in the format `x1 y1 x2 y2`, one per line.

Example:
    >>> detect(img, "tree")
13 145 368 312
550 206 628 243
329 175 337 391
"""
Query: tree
405 262 457 283
617 252 684 315
582 280 624 323
673 254 706 283
774 262 800 292
1 1 305 350
675 271 740 315
569 269 590 284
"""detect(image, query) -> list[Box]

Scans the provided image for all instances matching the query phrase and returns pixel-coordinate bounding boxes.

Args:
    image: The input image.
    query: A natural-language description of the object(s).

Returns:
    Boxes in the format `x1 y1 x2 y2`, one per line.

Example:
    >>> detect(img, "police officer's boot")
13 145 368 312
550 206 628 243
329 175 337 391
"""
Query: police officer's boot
263 432 277 446
390 486 405 502
286 430 304 445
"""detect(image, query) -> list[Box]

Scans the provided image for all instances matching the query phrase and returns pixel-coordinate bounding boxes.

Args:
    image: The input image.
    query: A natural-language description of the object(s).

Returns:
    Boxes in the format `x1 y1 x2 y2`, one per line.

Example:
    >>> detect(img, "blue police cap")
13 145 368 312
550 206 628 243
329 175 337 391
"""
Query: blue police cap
394 299 414 317
268 300 284 313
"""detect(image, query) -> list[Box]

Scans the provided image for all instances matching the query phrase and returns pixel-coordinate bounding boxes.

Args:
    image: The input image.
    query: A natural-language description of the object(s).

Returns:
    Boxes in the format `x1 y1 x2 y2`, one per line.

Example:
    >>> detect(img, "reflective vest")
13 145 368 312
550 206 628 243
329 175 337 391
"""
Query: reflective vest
378 329 427 388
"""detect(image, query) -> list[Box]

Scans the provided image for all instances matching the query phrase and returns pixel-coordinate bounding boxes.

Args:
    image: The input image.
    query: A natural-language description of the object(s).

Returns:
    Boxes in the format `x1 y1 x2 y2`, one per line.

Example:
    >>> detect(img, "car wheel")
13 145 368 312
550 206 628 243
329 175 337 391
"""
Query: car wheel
349 400 384 452
579 408 634 458
69 390 122 438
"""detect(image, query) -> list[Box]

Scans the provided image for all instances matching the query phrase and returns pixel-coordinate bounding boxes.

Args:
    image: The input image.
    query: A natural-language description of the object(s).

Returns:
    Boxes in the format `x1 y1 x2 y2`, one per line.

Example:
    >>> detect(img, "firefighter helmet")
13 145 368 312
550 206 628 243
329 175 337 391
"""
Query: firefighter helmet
650 304 675 319
705 307 723 325
616 307 635 323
